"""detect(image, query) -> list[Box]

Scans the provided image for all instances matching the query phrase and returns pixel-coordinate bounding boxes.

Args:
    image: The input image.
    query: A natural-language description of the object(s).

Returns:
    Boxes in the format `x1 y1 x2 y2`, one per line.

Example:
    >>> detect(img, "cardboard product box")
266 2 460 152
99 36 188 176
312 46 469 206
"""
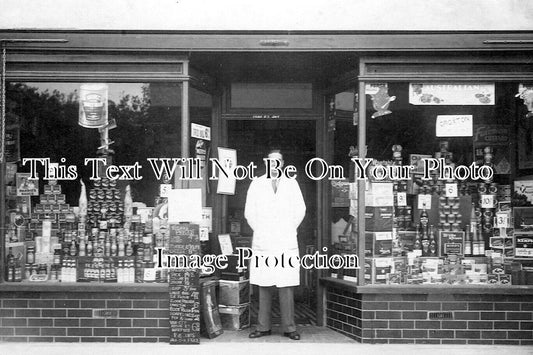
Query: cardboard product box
439 231 465 257
219 304 250 330
218 279 250 306
365 231 393 258
232 236 252 250
513 207 533 231
373 258 393 284
514 180 533 206
514 233 533 258
229 219 241 235
363 258 372 283
499 274 512 285
366 181 394 196
487 274 499 284
365 194 394 207
498 184 512 202
331 180 350 207
225 254 248 274
365 206 393 231
220 271 249 282
398 231 417 254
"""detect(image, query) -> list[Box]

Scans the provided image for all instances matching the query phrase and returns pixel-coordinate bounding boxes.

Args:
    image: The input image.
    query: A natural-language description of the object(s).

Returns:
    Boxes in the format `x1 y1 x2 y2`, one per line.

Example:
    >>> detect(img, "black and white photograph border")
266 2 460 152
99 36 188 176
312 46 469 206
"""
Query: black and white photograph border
0 0 533 354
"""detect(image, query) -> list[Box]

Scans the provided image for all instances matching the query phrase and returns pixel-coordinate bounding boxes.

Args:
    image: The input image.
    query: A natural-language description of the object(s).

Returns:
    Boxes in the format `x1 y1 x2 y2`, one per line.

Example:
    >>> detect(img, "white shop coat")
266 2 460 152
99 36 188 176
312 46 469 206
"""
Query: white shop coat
244 174 306 287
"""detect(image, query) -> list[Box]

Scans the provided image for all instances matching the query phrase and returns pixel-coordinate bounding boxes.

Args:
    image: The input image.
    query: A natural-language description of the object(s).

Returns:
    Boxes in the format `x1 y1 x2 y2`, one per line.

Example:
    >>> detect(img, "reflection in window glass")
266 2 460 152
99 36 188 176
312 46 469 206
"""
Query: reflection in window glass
6 82 182 205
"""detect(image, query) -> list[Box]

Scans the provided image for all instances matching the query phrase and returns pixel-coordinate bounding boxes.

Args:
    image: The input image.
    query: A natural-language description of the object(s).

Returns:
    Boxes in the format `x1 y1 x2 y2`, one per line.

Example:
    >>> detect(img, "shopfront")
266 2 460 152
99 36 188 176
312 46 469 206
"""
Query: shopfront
0 29 532 344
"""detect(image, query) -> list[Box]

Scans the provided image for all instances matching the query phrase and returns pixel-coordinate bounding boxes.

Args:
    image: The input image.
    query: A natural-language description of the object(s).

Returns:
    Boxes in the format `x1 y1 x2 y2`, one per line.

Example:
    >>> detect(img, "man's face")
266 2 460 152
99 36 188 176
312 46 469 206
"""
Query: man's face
267 152 284 177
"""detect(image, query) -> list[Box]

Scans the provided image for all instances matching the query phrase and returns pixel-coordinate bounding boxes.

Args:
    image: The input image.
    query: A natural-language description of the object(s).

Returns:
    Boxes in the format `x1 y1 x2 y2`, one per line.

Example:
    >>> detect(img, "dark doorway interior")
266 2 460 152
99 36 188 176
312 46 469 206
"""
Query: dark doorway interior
227 119 317 325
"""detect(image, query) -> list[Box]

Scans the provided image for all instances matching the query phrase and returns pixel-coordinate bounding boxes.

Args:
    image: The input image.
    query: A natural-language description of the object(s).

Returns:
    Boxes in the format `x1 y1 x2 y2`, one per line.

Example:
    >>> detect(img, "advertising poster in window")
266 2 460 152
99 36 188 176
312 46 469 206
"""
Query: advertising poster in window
473 125 512 174
16 173 38 196
518 120 533 169
409 83 495 105
216 147 237 195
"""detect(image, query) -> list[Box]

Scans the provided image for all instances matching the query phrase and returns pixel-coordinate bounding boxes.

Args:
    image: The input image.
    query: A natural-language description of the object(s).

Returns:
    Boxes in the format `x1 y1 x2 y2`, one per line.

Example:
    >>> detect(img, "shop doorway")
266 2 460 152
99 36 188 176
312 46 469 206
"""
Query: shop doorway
227 119 318 325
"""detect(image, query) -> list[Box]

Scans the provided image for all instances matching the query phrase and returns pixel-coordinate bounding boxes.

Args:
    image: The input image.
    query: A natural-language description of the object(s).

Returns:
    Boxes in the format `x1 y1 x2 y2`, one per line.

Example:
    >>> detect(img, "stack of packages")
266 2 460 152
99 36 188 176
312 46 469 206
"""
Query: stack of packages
364 167 395 284
218 261 251 330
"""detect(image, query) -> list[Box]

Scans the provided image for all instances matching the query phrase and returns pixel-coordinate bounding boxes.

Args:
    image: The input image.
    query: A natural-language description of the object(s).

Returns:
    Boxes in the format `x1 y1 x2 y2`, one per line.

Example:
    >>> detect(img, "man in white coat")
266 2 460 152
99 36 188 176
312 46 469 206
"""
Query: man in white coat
244 149 306 340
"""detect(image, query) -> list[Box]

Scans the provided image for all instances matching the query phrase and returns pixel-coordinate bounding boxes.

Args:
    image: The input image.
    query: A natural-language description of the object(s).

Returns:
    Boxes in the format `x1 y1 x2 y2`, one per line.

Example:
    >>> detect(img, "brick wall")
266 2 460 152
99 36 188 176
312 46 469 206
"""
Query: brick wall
326 284 533 345
0 291 170 342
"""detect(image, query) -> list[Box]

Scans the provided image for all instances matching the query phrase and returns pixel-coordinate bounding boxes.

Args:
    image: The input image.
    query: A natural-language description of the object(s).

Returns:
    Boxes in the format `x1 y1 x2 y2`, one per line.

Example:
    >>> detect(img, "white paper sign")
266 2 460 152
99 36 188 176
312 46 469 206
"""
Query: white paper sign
191 123 211 141
159 184 172 198
481 194 496 209
445 183 458 198
218 234 234 255
418 194 432 209
409 83 495 105
436 115 473 137
167 188 202 223
199 227 209 242
495 212 509 228
397 192 407 206
200 207 212 232
365 83 387 95
216 147 237 195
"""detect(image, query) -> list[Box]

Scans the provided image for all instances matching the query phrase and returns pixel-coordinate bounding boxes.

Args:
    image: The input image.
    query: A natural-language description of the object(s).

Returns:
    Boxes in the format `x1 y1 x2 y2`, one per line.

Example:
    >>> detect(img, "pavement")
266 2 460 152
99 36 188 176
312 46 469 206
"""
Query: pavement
1 341 532 355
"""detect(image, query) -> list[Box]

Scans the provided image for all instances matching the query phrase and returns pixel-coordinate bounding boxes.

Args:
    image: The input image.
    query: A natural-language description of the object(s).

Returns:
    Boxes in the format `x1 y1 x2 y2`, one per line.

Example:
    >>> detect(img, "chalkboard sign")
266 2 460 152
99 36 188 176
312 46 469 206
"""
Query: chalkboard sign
168 223 201 345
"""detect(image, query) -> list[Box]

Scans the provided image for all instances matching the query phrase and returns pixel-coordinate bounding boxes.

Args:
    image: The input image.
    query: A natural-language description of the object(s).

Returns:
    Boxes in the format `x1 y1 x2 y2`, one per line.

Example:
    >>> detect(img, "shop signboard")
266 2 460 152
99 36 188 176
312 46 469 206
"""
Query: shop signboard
409 83 495 105
168 223 201 345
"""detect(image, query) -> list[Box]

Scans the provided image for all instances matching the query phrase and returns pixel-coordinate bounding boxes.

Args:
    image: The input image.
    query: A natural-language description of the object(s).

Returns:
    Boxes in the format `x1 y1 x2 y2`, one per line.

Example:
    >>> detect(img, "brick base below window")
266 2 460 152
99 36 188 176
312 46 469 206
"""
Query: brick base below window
325 285 533 345
0 291 170 342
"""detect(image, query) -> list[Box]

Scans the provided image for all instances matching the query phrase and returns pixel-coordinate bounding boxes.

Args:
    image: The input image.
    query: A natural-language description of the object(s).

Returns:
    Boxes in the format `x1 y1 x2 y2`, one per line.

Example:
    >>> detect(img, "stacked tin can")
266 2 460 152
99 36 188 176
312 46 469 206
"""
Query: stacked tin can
87 177 124 225
437 142 462 233
480 147 497 250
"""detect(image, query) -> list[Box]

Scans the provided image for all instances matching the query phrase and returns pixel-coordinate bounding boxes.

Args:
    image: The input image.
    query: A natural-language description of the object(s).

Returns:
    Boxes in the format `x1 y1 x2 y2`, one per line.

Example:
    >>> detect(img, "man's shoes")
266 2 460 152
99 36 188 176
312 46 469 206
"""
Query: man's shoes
249 329 272 338
283 331 301 340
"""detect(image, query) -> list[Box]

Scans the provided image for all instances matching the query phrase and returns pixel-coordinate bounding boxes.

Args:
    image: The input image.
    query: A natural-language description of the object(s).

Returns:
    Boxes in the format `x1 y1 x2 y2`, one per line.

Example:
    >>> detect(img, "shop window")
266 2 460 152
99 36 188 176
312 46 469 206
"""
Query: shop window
334 82 533 286
4 81 186 283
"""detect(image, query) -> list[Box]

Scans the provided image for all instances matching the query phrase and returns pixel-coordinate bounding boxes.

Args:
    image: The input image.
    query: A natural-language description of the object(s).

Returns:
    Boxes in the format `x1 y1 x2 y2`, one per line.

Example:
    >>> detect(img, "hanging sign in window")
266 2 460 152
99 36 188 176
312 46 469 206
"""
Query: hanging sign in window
191 123 211 141
436 115 473 137
409 83 495 105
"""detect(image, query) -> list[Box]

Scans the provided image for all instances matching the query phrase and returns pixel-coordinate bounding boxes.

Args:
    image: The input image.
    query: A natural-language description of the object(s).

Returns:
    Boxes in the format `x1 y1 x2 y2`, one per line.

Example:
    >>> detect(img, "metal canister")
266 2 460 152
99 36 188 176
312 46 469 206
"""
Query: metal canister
79 83 108 128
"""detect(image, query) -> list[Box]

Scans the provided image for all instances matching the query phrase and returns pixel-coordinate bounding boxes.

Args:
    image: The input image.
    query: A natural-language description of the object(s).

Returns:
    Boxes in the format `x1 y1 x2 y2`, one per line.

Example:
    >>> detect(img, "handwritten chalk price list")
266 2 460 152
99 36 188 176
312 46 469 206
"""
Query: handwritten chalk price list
168 224 201 345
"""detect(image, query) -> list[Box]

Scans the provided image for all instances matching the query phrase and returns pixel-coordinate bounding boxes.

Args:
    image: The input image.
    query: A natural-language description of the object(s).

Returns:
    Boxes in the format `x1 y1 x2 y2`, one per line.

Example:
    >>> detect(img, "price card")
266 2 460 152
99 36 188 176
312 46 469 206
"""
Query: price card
480 194 496 208
445 183 458 198
199 227 209 242
160 184 172 198
418 194 432 209
397 192 407 206
495 212 509 228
